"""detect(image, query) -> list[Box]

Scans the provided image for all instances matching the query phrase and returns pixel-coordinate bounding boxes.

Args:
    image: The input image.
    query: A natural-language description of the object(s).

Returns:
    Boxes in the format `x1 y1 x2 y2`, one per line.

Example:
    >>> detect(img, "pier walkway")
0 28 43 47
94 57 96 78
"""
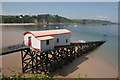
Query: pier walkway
0 43 29 55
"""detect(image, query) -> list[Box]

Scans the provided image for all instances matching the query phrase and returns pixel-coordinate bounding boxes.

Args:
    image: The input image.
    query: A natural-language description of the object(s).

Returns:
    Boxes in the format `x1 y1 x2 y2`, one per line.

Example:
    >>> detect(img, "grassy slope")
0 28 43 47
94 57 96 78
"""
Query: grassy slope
1 14 116 25
71 19 116 24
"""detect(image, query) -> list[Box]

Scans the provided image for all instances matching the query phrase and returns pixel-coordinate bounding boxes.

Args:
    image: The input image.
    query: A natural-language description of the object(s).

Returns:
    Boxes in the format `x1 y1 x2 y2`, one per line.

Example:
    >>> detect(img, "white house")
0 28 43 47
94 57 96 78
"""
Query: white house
24 29 71 51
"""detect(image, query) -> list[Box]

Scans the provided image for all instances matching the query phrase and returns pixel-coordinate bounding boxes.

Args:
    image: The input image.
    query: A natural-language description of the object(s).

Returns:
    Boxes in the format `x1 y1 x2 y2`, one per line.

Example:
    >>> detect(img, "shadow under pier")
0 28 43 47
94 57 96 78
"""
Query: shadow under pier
20 41 105 75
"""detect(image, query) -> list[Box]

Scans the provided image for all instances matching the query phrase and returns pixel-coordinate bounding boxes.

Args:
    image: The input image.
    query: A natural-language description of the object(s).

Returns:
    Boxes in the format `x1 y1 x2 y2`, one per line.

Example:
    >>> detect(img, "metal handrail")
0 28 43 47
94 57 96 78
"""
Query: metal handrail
1 43 25 52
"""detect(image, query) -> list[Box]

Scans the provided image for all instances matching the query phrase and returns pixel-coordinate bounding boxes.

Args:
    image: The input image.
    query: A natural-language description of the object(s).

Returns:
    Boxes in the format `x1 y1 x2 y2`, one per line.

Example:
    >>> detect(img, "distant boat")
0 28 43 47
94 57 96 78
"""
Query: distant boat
43 25 46 27
78 40 86 43
103 34 107 37
102 24 107 25
56 26 58 29
74 25 77 27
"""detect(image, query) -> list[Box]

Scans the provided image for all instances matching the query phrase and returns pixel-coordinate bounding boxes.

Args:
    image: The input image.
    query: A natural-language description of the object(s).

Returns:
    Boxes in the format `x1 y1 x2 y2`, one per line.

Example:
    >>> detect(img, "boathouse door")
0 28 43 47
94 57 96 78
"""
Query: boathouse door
28 37 32 46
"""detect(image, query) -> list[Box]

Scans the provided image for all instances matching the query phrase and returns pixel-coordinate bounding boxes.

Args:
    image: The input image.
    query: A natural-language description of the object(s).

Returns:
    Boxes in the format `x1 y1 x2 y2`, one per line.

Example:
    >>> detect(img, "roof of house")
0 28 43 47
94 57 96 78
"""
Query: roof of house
24 29 71 37
36 36 54 40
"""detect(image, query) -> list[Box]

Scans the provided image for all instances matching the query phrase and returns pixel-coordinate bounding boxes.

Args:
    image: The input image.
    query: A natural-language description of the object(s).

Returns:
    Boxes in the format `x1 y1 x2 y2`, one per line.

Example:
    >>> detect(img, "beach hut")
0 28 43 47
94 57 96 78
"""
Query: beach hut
24 29 71 51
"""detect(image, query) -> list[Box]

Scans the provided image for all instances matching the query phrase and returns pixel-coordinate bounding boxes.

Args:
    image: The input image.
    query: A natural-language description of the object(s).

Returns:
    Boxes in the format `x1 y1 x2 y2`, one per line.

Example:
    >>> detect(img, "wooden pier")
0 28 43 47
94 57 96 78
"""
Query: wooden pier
20 41 105 74
0 41 105 74
1 43 29 55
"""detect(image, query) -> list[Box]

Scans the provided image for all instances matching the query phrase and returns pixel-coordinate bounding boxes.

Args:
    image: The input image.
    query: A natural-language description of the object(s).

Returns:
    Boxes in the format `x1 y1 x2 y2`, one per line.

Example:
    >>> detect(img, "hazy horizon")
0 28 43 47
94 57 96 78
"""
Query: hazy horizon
2 2 118 22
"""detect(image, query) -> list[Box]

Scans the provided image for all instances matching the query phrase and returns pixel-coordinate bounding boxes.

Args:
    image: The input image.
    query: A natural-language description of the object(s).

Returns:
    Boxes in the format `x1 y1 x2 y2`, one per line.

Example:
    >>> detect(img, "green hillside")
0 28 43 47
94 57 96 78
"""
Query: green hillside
71 19 116 25
1 14 72 24
1 14 115 25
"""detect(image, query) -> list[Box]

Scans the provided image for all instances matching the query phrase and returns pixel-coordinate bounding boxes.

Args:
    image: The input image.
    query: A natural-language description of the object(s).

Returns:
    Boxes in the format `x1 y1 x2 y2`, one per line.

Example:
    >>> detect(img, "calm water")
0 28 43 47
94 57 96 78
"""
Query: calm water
1 24 118 69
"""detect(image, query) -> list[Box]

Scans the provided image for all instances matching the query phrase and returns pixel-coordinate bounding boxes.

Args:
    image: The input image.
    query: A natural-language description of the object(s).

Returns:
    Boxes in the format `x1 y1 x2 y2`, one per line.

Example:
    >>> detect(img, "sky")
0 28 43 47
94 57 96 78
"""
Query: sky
2 2 118 22
1 0 120 2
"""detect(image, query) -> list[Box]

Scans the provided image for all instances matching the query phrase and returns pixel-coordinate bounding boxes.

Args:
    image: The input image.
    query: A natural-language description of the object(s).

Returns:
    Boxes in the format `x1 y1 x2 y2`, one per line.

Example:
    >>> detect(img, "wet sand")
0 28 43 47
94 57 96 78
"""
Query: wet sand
2 52 22 76
2 50 118 78
54 54 118 78
1 26 24 75
1 26 118 78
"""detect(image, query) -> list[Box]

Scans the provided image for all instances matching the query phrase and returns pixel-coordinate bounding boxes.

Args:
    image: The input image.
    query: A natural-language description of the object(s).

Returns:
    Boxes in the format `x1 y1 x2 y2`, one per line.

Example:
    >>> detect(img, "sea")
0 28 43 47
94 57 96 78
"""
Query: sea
1 24 118 73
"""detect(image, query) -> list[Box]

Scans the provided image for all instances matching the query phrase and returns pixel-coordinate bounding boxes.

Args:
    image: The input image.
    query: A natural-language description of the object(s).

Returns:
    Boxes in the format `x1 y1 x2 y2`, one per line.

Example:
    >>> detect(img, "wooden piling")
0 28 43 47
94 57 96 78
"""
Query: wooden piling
21 41 105 74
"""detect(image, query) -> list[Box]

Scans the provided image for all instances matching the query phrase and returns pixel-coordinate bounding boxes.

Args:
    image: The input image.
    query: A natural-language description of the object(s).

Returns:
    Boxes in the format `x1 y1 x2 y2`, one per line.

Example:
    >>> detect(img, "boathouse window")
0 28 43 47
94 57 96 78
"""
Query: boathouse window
57 39 59 43
46 40 49 45
66 39 68 43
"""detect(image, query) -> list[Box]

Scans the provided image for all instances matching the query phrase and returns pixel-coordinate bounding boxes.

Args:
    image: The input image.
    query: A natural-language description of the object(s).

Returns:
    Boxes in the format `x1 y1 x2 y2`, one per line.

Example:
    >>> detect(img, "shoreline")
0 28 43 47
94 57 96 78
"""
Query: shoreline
0 23 117 26
0 23 37 26
0 23 78 26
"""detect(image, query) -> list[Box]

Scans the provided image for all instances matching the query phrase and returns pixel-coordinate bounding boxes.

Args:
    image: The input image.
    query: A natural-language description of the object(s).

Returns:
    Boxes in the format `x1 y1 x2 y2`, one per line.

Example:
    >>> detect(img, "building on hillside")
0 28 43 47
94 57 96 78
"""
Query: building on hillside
24 29 71 51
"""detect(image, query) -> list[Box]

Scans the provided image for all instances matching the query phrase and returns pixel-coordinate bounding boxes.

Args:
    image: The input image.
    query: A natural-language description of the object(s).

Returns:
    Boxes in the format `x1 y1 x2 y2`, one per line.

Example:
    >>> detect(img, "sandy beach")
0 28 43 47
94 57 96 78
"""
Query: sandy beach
1 26 118 78
0 23 79 26
0 23 36 26
54 53 118 78
2 49 118 78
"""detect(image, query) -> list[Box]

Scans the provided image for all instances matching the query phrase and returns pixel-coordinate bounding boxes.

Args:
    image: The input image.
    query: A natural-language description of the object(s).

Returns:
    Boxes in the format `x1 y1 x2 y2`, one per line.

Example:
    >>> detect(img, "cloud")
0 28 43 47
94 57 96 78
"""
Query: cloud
77 15 108 19
58 14 109 21
95 16 108 19
62 14 78 18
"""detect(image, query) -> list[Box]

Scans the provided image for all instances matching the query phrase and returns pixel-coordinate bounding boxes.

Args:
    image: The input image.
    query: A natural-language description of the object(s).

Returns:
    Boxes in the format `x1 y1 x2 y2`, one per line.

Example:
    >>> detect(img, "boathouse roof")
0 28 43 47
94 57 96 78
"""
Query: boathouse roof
36 36 54 40
24 29 71 37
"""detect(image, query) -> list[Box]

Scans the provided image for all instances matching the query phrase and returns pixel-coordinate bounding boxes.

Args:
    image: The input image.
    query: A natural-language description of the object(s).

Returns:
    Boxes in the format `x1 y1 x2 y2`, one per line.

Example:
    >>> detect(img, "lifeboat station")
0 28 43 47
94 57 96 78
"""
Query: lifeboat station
24 29 71 51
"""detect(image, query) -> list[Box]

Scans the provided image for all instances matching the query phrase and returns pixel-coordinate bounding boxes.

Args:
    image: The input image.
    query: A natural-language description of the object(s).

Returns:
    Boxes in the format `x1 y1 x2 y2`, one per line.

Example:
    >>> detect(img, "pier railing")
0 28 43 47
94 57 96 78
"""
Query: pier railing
0 42 28 55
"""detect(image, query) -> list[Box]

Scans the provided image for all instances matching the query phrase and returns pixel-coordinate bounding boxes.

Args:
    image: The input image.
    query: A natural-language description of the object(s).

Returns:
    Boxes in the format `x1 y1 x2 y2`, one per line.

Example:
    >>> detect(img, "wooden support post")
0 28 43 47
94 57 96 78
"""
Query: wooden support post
21 50 24 73
31 51 34 74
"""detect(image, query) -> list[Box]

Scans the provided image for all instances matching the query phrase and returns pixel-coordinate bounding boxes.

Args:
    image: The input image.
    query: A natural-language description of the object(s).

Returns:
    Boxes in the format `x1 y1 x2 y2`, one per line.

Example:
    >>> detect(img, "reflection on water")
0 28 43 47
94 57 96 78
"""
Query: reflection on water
1 24 118 69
